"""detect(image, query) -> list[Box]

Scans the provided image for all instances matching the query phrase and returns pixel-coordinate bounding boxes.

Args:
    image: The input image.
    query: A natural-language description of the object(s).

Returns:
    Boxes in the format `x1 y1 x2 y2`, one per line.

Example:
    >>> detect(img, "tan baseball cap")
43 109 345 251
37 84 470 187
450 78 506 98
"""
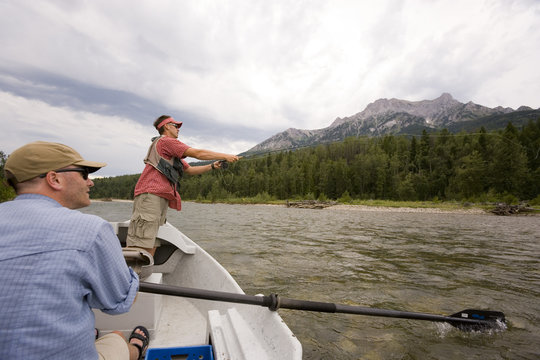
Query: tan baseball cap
4 141 106 184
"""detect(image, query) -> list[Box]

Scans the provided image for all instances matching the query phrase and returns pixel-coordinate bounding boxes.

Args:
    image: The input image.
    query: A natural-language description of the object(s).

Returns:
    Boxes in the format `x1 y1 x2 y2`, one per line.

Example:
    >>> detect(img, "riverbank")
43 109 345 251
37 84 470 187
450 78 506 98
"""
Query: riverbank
327 204 486 214
331 200 538 215
326 199 491 214
90 198 539 215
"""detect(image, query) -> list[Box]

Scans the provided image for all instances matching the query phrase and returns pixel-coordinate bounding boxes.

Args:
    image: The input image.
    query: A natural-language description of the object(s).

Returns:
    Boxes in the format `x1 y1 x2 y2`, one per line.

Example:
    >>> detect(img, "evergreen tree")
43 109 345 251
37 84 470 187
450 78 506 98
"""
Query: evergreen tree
86 120 540 203
490 123 529 197
0 151 16 202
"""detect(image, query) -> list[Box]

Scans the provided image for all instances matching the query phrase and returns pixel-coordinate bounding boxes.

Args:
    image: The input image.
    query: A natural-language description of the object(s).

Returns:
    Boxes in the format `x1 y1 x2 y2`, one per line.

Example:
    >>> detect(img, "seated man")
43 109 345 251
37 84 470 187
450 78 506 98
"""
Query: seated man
0 141 148 360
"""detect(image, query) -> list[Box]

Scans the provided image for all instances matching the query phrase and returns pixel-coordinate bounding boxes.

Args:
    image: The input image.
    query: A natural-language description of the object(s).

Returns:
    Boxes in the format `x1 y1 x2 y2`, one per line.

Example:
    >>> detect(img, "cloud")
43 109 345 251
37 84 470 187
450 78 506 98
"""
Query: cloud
0 90 252 176
370 0 540 107
1 0 539 176
0 90 150 176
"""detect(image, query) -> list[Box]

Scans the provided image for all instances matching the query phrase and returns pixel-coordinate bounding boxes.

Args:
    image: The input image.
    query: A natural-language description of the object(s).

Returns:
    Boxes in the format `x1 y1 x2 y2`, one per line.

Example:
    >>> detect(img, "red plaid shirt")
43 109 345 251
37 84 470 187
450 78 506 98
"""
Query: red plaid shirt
134 136 190 210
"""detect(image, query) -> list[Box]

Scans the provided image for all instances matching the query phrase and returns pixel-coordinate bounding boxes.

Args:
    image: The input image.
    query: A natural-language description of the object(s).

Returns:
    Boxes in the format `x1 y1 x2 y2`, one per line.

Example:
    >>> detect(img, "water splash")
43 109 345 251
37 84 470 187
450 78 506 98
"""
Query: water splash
435 322 453 338
436 319 507 338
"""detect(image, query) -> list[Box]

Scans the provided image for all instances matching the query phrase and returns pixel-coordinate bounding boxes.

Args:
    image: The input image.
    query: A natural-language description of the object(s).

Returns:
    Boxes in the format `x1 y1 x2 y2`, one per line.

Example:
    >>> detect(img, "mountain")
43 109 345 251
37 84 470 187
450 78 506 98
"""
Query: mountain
244 93 539 155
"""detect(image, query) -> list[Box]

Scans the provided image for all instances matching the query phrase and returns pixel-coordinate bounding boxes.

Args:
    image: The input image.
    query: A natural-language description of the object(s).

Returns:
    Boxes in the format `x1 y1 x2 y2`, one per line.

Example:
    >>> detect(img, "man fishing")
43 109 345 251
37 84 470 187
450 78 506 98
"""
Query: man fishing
126 115 240 258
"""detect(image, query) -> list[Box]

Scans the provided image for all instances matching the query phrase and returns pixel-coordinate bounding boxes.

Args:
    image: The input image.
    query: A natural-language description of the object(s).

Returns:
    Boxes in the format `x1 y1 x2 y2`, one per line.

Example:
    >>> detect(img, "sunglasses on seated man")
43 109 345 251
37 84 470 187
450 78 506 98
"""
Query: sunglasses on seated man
39 167 90 180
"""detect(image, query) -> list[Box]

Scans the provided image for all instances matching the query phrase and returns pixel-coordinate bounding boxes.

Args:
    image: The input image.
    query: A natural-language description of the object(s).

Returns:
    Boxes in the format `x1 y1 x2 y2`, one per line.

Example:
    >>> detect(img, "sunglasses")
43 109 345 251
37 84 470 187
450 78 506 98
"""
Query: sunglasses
39 168 90 180
169 123 181 129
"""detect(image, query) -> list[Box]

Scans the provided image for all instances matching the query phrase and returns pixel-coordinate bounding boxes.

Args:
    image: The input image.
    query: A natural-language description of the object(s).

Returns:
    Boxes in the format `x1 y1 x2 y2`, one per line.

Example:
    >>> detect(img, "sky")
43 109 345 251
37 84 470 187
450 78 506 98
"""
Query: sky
1 0 539 177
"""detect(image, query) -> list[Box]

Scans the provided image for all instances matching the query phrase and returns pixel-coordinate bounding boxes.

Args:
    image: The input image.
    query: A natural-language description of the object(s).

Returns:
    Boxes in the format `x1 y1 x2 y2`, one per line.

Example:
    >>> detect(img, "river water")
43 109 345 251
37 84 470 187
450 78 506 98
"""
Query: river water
83 201 540 359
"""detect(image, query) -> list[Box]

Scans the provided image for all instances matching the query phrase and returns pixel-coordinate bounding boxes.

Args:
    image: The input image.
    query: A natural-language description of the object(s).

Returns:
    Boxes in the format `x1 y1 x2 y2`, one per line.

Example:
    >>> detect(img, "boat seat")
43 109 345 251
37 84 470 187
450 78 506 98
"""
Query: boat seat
115 222 196 266
116 224 129 246
156 224 197 255
153 242 177 265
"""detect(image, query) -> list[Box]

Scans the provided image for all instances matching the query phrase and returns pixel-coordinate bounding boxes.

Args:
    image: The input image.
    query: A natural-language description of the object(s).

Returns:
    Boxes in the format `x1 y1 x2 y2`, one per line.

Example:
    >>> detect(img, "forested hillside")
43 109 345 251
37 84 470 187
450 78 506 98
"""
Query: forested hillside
88 119 540 204
0 151 16 202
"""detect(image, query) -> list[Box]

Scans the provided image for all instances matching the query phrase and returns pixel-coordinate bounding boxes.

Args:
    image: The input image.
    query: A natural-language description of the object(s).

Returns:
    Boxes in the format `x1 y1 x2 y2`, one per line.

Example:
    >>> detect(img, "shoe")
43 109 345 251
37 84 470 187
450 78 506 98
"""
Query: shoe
129 325 150 360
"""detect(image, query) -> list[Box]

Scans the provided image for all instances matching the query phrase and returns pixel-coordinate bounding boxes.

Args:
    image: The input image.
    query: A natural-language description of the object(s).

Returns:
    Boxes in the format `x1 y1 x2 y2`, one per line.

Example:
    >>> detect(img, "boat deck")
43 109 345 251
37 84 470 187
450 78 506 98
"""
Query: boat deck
95 221 302 359
151 295 207 348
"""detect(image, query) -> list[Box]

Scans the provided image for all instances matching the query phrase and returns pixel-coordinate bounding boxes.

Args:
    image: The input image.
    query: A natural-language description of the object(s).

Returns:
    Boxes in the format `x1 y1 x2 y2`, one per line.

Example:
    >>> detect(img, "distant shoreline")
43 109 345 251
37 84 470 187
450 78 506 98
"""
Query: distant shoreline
90 199 539 216
91 198 487 214
327 204 486 214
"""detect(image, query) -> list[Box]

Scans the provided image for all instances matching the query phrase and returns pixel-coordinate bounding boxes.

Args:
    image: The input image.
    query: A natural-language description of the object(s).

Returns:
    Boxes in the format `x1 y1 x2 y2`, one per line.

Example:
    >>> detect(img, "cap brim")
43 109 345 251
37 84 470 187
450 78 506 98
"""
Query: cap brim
74 160 107 173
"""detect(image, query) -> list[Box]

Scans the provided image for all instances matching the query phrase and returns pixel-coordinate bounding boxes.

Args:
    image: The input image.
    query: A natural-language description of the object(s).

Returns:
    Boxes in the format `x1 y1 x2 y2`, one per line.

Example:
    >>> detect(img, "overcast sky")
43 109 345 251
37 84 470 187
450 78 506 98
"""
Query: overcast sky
1 0 539 177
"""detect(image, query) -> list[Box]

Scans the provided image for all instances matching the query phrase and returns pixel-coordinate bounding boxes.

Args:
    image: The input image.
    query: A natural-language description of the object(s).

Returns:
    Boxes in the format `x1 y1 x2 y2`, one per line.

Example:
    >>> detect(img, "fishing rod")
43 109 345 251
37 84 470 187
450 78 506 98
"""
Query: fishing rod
139 282 505 332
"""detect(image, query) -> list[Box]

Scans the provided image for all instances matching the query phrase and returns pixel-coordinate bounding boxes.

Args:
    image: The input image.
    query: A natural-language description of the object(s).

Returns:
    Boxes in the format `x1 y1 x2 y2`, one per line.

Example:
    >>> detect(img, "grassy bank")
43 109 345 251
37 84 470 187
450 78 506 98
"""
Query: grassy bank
93 196 539 214
343 199 492 211
188 197 489 210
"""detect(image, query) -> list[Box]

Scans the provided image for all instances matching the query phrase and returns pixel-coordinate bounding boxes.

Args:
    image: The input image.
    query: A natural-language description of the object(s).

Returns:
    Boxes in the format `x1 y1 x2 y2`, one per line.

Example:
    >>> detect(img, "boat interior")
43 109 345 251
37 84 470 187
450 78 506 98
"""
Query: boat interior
94 221 302 360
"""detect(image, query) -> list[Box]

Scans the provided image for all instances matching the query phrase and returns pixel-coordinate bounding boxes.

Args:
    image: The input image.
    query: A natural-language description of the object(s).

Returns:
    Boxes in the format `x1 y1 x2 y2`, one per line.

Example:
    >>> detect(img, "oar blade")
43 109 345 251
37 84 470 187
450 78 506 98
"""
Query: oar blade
449 309 506 331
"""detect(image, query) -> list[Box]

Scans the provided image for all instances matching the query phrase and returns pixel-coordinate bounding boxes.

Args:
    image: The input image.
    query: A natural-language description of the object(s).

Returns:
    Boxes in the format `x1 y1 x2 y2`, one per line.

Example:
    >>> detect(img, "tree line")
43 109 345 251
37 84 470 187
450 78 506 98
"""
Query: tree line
1 119 539 204
0 151 16 202
93 119 539 204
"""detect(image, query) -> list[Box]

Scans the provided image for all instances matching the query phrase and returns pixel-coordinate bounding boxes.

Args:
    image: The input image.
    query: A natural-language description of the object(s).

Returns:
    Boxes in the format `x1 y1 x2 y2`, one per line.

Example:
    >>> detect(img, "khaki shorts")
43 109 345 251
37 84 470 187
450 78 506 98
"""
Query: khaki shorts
127 193 168 248
96 333 129 360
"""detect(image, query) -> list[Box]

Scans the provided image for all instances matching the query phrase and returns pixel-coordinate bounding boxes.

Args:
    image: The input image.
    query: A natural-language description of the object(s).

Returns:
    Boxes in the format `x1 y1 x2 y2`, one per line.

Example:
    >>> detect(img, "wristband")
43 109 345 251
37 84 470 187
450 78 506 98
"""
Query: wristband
211 163 215 170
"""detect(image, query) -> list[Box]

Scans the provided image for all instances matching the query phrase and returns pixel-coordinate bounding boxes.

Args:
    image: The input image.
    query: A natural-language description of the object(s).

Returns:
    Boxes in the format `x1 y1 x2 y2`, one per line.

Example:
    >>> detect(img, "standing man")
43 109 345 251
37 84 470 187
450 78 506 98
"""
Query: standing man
126 115 240 256
0 141 148 360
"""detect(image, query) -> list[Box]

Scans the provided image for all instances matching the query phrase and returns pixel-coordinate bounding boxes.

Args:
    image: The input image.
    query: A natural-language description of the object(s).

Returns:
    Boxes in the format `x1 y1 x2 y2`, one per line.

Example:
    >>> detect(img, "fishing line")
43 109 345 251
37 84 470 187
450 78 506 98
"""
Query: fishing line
215 162 234 188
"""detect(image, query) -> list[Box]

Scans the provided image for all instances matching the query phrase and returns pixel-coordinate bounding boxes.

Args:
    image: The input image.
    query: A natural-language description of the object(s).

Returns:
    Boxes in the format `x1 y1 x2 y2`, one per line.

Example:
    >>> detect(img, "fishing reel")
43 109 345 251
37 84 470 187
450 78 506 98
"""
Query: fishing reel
219 160 229 170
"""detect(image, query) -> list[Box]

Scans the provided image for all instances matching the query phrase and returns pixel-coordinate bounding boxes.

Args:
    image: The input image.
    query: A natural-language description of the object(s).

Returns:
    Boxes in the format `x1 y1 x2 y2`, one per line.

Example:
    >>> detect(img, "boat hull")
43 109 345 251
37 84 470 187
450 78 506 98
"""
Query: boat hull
94 221 302 359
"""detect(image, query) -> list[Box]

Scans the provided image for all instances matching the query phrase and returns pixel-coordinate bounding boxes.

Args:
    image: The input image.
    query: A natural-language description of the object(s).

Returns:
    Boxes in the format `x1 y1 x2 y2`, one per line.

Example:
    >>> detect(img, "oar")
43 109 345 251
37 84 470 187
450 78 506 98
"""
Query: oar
139 282 505 332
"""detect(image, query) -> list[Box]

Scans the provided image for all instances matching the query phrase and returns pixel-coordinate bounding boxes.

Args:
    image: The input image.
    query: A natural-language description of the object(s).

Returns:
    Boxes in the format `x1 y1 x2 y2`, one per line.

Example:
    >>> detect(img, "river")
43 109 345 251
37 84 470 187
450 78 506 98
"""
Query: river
82 201 540 359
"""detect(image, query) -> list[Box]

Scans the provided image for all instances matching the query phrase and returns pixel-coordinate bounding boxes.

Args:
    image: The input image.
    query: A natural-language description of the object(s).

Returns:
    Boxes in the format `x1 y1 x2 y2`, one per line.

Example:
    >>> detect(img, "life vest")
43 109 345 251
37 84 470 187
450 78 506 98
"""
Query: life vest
144 136 184 190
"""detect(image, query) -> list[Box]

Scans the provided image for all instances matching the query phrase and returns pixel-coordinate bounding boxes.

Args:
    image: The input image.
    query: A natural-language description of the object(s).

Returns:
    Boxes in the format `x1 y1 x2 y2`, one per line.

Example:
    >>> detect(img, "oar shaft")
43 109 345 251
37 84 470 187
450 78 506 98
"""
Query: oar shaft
139 282 496 328
139 281 268 307
334 304 474 324
276 298 489 326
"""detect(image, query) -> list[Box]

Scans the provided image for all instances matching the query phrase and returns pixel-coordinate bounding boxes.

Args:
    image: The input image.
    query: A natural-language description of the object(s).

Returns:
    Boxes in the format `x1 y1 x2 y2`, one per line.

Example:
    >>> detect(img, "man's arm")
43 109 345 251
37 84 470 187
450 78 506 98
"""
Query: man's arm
86 222 139 314
184 163 214 176
183 147 240 163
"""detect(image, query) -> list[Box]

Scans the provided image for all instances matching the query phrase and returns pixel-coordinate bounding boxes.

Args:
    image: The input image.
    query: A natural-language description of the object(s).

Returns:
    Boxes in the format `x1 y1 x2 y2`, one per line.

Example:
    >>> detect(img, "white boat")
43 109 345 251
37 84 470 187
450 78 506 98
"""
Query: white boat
93 221 303 360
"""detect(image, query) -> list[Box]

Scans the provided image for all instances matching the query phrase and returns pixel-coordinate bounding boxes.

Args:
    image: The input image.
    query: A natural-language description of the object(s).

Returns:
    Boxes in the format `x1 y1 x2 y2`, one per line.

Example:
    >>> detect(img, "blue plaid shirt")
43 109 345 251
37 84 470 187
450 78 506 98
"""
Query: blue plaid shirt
0 194 139 359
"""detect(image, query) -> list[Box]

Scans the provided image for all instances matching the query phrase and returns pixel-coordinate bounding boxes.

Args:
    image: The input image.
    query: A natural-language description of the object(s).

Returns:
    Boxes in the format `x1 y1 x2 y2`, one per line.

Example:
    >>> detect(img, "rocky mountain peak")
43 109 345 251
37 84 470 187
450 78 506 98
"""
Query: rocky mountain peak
331 93 461 128
437 92 456 103
245 93 537 155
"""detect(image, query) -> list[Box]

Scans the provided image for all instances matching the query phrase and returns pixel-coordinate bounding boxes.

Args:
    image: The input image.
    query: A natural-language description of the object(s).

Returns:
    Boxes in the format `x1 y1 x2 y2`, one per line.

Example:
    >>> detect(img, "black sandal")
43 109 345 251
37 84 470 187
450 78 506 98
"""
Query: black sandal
129 325 150 360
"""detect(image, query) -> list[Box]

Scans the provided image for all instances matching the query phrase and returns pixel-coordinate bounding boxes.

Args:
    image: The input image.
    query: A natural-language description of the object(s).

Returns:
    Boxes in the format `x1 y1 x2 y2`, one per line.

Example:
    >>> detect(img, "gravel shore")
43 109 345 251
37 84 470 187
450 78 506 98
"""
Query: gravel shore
90 199 506 215
327 204 487 214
